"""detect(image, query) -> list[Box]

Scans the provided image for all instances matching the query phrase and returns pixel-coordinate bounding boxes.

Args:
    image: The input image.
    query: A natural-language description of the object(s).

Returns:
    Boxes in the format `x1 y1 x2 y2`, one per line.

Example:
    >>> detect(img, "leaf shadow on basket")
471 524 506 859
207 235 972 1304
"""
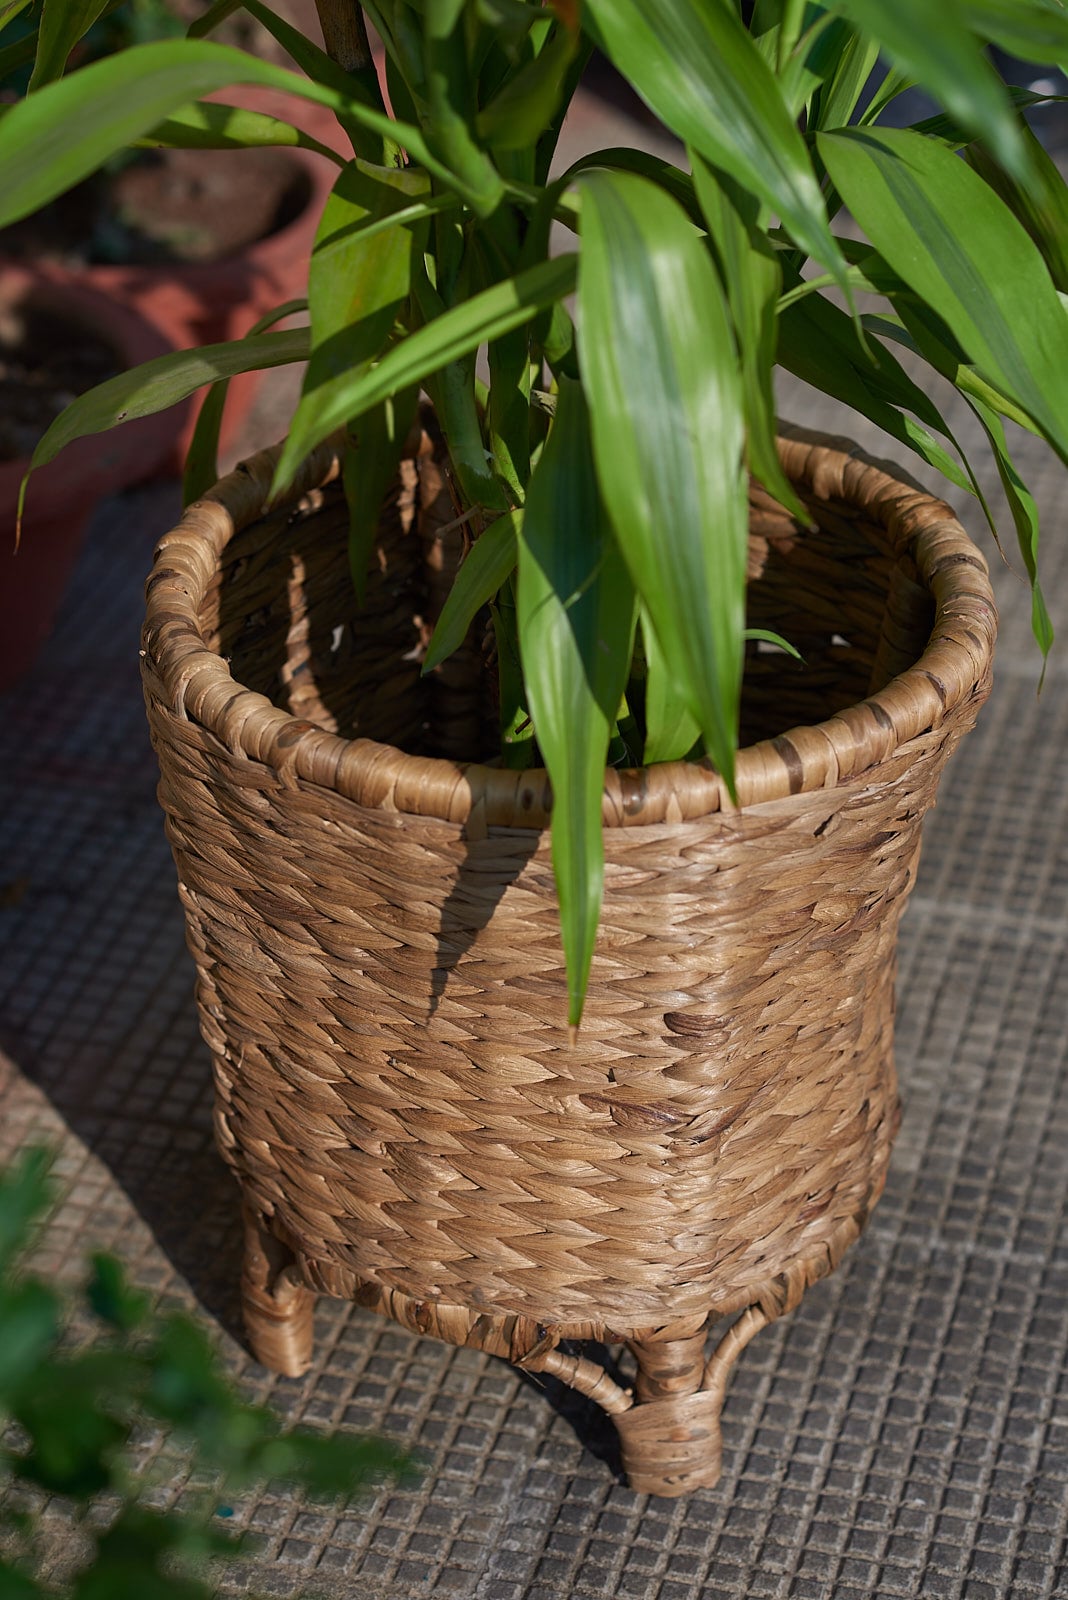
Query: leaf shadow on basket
428 825 542 1017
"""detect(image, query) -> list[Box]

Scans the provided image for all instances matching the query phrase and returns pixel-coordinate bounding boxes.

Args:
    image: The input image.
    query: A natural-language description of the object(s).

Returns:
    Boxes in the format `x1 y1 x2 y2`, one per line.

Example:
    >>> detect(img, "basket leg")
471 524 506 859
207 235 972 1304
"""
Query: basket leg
630 1319 708 1403
241 1205 315 1377
615 1318 719 1496
615 1307 772 1497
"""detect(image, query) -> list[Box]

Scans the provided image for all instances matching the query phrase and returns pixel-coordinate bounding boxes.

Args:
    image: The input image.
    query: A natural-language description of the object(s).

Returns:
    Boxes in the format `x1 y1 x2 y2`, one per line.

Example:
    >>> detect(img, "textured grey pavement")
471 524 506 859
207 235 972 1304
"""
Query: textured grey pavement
3 85 1068 1600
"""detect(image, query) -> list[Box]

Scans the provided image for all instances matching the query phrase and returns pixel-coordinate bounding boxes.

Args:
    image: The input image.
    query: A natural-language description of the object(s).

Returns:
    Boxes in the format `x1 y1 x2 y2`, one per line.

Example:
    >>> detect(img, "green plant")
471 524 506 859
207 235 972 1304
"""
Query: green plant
1 1 1066 1024
0 0 182 94
0 1147 414 1598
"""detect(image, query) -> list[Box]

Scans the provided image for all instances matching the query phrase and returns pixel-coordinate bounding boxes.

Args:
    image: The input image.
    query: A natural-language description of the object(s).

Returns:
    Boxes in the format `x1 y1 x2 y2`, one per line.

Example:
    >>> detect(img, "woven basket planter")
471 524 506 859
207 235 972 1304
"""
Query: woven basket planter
142 424 996 1497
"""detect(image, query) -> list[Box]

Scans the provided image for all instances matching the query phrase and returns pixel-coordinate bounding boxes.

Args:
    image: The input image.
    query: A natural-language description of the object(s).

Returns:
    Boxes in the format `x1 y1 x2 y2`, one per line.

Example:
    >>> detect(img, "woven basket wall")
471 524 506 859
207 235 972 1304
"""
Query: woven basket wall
142 426 996 1351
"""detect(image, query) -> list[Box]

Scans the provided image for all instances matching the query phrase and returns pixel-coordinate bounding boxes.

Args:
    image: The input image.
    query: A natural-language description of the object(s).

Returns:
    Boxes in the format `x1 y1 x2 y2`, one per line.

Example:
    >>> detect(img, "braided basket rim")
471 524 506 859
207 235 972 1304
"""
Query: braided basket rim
142 423 997 830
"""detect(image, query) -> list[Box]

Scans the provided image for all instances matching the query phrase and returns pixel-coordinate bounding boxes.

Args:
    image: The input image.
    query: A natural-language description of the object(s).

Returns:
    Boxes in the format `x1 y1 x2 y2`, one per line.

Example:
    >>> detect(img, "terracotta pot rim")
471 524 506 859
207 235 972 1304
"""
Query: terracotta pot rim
144 423 998 831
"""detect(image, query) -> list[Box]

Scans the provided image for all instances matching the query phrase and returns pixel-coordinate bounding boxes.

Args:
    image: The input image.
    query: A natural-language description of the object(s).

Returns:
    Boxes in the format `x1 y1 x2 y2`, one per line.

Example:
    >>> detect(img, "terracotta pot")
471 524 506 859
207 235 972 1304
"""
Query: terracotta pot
0 89 341 476
0 266 177 691
86 87 341 469
141 427 997 1496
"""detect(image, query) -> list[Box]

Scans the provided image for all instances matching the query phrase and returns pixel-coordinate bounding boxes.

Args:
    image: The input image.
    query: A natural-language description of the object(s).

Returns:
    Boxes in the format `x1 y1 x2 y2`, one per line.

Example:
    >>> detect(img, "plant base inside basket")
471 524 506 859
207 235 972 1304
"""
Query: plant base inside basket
142 425 996 1497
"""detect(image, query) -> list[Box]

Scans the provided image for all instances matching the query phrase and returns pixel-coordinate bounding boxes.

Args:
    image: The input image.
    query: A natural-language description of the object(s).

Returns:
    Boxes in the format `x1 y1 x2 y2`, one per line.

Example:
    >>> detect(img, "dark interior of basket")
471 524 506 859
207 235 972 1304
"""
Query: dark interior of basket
198 463 935 766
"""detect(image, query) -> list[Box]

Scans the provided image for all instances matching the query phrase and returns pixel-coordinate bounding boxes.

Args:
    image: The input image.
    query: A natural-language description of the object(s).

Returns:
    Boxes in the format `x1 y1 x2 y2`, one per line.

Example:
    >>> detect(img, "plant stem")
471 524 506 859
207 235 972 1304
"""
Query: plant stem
493 580 534 768
313 0 373 73
312 0 399 165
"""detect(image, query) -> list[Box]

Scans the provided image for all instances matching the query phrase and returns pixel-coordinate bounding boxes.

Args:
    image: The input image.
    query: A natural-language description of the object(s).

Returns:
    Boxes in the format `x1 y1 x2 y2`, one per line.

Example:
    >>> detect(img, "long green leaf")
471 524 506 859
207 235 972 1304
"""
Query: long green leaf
424 357 510 513
962 0 1068 63
487 323 532 502
0 0 32 32
409 222 511 513
424 510 520 670
280 162 431 483
272 254 577 495
493 574 533 766
28 0 111 88
186 0 244 36
476 19 575 151
641 620 802 763
965 124 1068 294
582 0 848 286
775 250 904 309
0 39 433 230
200 0 394 163
201 0 386 98
576 169 749 794
310 162 431 359
342 385 421 605
863 309 1041 438
965 394 1053 658
491 202 549 497
182 382 230 510
692 153 807 519
776 292 979 496
807 25 880 131
182 299 307 506
745 627 803 660
533 26 594 185
561 146 702 225
517 379 636 1031
0 42 258 224
905 85 1067 148
765 11 852 118
847 309 1006 541
819 127 1068 464
422 0 506 217
191 0 358 96
858 63 916 126
831 0 1027 177
641 610 699 765
799 240 1023 422
139 100 345 164
780 256 960 429
25 329 309 488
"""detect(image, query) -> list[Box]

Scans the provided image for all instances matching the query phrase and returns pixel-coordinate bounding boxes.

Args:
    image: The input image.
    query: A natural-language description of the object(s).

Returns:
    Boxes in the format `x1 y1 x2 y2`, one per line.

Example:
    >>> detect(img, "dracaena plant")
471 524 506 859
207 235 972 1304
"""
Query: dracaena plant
2 1 1067 1026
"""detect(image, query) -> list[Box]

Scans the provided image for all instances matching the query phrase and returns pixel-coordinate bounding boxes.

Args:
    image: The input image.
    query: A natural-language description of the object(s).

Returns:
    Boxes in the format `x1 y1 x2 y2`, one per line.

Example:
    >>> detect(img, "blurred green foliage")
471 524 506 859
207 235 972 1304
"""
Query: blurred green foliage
0 0 183 96
0 1147 414 1599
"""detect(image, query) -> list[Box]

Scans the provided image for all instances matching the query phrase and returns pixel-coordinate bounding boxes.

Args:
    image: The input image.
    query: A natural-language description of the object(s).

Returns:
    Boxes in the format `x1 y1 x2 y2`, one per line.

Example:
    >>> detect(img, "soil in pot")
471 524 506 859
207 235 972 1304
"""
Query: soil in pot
0 147 313 268
0 298 120 461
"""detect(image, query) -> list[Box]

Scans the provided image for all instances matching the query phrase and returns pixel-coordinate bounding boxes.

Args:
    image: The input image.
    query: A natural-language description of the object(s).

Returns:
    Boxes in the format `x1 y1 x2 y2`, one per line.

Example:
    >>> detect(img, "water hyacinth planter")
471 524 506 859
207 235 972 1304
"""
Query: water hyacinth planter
142 426 996 1496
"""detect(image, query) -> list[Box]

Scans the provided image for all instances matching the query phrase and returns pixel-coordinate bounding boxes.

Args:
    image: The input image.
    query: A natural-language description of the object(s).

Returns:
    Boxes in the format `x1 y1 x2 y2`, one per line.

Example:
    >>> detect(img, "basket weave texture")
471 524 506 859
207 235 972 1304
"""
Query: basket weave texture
142 426 996 1495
